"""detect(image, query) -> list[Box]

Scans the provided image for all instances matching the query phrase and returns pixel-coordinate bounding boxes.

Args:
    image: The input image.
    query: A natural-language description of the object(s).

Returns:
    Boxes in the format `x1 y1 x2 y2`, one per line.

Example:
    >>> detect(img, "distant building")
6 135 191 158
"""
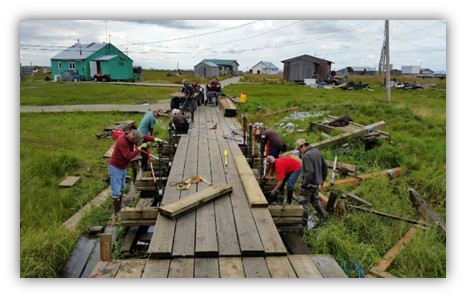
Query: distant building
250 61 279 75
194 59 239 78
51 42 133 81
281 54 333 83
401 66 421 75
336 66 377 76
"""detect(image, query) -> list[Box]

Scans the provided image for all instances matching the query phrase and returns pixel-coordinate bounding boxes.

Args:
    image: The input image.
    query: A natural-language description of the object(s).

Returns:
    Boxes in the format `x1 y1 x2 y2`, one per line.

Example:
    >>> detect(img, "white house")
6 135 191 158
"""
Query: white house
250 61 279 75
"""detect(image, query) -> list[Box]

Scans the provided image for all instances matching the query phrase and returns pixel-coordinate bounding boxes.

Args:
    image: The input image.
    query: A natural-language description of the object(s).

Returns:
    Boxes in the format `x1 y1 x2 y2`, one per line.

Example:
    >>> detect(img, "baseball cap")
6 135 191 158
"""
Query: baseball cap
266 155 275 164
295 138 309 150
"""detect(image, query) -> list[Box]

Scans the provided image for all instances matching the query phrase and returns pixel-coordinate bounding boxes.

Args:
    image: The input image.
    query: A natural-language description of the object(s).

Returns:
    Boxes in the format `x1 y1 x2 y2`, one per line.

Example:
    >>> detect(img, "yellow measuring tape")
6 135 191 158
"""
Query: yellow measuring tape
169 175 213 190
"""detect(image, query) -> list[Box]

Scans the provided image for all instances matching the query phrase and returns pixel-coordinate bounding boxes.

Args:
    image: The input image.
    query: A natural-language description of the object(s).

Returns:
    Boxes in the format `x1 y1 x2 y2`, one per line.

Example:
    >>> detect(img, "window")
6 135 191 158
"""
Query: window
58 62 62 69
69 62 76 70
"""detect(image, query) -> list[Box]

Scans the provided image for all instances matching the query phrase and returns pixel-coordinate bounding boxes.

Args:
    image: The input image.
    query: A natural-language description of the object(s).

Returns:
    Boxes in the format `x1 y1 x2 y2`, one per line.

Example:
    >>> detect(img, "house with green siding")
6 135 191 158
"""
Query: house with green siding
51 42 133 81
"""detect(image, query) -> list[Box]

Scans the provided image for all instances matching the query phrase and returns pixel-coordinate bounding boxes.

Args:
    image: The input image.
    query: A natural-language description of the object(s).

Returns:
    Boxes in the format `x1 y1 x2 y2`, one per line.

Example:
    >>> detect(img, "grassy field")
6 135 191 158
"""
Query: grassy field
19 73 446 278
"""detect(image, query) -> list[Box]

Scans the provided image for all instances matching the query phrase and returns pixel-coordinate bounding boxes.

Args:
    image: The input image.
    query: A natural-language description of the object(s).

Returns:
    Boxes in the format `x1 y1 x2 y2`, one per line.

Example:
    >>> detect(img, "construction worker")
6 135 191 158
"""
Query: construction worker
108 130 154 218
180 79 196 122
265 155 302 204
296 138 328 222
259 126 283 158
171 109 189 133
138 109 159 170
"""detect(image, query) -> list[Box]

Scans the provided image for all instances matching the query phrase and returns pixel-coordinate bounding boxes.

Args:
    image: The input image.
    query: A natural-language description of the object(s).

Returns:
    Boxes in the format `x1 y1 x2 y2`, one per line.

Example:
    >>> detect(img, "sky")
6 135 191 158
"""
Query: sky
5 0 464 297
19 19 446 72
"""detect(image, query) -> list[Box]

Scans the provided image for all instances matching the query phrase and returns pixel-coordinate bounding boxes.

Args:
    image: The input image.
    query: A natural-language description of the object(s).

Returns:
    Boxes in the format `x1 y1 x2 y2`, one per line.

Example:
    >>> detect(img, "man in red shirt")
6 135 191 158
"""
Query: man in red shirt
109 129 154 217
265 155 302 204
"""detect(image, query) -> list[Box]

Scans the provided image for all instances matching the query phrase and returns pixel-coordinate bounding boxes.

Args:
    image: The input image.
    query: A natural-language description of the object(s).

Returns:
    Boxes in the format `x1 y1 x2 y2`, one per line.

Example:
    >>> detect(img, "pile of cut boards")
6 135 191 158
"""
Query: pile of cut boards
218 96 238 117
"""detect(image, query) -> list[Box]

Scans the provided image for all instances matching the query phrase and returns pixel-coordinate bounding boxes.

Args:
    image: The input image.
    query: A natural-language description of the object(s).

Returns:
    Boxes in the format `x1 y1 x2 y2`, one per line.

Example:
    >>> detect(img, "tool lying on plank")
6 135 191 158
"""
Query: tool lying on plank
224 149 228 167
169 175 213 190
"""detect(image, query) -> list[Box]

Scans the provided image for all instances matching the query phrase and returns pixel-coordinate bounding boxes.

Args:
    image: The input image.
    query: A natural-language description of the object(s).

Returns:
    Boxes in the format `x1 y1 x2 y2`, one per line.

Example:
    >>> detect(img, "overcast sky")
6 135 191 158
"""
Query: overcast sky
19 19 446 72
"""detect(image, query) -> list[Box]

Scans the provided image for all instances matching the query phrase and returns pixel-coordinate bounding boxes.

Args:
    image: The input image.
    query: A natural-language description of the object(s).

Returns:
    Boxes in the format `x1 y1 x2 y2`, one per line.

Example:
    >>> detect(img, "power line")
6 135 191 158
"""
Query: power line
394 20 445 39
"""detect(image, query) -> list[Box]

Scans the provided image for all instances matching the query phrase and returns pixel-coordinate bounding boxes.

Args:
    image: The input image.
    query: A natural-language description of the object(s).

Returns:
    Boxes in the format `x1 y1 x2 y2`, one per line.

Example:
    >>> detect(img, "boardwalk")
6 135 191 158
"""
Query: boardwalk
89 104 347 278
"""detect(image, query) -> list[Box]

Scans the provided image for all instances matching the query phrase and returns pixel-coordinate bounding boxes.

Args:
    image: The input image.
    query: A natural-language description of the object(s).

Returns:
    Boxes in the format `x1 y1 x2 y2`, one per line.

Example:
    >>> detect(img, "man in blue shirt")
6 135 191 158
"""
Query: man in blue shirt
138 109 159 136
138 109 159 170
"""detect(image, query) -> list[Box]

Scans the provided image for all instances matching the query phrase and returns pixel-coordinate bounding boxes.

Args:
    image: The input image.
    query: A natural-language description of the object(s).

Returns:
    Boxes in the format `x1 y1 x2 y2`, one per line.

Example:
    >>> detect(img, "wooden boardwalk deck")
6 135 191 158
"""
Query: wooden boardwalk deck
88 105 347 278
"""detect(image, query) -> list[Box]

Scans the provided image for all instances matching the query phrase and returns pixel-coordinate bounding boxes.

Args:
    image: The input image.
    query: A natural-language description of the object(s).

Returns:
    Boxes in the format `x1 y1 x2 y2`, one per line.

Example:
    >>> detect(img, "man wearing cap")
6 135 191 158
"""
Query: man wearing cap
296 138 328 222
109 129 154 218
180 79 196 122
265 155 302 204
259 126 283 158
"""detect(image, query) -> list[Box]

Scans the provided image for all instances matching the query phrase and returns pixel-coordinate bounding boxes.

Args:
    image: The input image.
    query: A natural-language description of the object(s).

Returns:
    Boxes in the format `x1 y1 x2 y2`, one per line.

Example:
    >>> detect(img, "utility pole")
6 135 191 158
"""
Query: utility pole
385 20 390 103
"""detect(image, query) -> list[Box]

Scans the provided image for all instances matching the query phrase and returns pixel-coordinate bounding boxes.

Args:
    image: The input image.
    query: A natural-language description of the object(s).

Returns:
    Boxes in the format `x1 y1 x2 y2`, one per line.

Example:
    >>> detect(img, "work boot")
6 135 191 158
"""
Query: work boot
312 199 327 220
286 190 294 204
112 196 122 217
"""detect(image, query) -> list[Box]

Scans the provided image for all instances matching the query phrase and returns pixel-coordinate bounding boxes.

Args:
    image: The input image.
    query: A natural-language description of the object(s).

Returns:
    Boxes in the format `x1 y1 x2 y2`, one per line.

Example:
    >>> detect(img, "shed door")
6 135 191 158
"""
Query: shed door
89 61 97 77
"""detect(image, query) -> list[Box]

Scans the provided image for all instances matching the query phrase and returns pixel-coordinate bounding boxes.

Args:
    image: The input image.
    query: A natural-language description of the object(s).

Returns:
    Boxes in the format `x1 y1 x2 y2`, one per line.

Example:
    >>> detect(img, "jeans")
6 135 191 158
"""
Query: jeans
108 164 126 198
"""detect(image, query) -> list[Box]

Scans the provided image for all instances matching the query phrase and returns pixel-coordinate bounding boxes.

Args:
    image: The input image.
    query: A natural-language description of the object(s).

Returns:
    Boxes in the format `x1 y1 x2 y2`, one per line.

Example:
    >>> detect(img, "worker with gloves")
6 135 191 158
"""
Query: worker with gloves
296 138 328 223
138 109 160 170
108 129 154 219
265 155 302 204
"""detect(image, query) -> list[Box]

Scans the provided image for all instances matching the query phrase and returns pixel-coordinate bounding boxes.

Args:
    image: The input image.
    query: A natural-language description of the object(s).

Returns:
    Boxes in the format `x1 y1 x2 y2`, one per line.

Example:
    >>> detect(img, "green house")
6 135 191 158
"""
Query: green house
51 42 133 81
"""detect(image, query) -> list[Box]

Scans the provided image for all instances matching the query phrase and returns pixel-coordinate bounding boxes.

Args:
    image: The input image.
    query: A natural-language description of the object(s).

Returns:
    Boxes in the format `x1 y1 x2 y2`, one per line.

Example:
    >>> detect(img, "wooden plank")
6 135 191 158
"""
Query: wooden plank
408 187 446 241
219 257 245 278
350 205 428 226
195 111 219 257
121 226 139 252
242 257 271 278
80 237 103 278
311 254 348 278
214 108 265 256
88 261 108 278
288 255 323 278
159 183 232 218
321 167 406 190
311 121 386 150
251 208 288 256
136 198 154 208
265 256 297 278
89 260 122 278
234 155 268 207
280 233 312 255
345 193 372 207
268 205 304 217
207 107 241 257
65 234 97 278
325 160 358 173
120 219 156 226
194 258 220 278
171 122 199 258
115 259 145 278
326 192 338 213
62 187 111 231
120 207 158 220
59 176 81 187
367 267 398 278
273 217 304 225
168 258 194 278
148 135 190 256
142 259 171 278
103 143 115 158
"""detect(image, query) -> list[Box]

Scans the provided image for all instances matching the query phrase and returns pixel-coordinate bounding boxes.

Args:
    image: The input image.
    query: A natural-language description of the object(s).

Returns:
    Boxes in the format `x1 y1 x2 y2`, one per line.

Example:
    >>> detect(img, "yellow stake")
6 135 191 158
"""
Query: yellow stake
224 149 228 166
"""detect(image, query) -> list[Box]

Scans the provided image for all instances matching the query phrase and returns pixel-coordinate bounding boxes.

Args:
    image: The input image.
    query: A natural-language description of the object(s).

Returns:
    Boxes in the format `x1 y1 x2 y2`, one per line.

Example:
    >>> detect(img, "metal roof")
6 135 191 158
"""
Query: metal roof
51 43 107 60
201 59 239 66
196 61 218 67
281 54 333 64
94 55 118 61
252 61 278 69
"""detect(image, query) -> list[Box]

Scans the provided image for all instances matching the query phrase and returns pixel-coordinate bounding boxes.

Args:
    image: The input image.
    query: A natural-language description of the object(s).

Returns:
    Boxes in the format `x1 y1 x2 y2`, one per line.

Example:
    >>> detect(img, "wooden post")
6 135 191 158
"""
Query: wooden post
100 233 113 261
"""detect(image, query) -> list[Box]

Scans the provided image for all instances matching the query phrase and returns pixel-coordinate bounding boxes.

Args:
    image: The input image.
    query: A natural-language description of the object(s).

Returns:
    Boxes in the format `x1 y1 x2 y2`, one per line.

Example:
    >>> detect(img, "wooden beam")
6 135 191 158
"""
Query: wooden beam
326 192 338 213
321 167 405 190
59 176 81 187
311 121 386 150
349 205 428 227
325 160 358 174
120 207 158 220
408 187 446 241
268 205 304 217
158 183 233 218
366 224 419 278
234 155 269 207
345 193 373 207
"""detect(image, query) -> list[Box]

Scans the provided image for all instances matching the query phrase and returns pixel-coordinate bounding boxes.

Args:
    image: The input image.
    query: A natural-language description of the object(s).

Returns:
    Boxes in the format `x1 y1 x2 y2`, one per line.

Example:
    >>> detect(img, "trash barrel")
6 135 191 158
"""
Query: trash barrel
240 91 247 103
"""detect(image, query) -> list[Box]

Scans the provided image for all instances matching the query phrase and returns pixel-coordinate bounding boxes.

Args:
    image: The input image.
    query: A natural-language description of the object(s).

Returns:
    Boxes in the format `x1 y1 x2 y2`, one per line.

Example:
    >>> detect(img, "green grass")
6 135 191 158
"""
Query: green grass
20 73 446 278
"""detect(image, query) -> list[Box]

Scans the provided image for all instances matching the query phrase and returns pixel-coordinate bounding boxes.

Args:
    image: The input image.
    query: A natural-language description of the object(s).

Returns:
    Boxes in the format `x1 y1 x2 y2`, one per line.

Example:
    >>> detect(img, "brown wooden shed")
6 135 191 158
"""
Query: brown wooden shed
281 54 333 83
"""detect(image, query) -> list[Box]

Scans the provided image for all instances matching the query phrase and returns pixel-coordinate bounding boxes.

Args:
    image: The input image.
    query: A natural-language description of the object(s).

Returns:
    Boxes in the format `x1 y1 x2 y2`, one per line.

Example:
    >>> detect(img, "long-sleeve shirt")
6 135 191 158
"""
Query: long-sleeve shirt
109 134 154 169
138 111 156 135
300 146 327 188
261 130 283 147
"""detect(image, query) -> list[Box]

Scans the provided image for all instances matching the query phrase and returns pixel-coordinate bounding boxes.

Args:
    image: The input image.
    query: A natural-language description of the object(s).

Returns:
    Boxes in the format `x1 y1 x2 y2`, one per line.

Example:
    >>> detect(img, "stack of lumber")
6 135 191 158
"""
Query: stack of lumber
268 205 304 231
218 96 238 117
